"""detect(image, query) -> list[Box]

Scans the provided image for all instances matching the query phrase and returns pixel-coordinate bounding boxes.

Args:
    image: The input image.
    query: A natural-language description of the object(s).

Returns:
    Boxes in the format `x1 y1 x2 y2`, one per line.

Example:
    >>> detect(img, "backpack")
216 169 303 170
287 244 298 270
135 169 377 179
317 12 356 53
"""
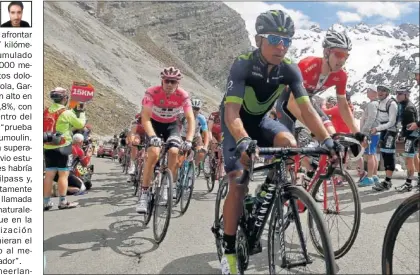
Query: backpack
43 107 66 145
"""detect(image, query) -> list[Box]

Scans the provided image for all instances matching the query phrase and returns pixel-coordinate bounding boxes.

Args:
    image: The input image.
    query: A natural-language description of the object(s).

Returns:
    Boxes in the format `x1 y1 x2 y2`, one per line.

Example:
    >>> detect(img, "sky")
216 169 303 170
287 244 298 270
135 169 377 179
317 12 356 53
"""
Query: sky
224 1 419 44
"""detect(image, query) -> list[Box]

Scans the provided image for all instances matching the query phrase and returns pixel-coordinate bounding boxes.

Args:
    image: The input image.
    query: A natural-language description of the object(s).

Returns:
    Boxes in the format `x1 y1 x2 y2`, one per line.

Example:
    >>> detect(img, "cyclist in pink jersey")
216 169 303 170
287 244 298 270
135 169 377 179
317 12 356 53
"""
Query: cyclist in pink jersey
137 67 195 214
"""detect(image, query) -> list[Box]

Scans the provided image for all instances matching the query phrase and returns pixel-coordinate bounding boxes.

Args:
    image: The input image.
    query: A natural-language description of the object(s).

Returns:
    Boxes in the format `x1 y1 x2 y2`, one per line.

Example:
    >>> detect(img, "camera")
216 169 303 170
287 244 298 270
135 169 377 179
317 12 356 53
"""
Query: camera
43 132 64 145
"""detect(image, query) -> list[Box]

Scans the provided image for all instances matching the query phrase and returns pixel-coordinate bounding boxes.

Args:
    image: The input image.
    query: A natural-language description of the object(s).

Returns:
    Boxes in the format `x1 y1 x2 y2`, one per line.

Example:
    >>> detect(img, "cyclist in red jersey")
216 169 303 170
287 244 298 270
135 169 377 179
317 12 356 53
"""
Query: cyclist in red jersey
127 111 146 175
208 110 222 144
276 29 359 135
138 66 195 214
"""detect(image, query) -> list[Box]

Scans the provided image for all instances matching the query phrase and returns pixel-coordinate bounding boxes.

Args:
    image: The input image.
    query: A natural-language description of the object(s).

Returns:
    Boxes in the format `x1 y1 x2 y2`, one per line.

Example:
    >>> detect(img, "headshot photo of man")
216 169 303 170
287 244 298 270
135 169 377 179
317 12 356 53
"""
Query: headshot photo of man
1 1 31 27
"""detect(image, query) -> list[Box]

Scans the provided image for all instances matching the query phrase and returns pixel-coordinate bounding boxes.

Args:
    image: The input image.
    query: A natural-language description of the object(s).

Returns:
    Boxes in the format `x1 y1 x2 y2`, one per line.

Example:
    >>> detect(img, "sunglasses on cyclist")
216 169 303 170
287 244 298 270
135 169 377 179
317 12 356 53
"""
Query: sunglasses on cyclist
330 49 349 59
192 107 200 111
258 34 292 48
164 79 178 85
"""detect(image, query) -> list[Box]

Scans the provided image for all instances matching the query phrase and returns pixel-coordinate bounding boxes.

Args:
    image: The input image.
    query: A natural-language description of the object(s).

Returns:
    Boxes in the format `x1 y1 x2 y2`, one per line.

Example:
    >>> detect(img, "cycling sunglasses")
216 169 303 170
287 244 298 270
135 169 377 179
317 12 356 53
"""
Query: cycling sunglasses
192 107 200 111
258 34 292 47
164 79 178 85
330 49 349 59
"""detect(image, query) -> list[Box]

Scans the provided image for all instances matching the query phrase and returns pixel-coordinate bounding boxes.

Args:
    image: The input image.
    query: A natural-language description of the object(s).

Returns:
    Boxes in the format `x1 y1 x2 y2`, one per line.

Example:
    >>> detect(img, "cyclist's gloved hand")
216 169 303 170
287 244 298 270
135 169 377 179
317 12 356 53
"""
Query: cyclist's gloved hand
321 137 342 163
181 140 193 151
149 136 162 147
235 137 253 169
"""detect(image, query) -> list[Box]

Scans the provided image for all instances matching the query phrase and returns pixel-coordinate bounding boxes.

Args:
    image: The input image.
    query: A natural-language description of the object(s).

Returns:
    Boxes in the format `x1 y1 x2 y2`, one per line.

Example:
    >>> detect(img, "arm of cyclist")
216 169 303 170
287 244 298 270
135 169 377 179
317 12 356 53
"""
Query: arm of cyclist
184 109 195 142
141 92 157 137
198 115 210 149
224 59 249 142
337 96 359 133
286 92 307 125
207 117 214 141
286 64 330 143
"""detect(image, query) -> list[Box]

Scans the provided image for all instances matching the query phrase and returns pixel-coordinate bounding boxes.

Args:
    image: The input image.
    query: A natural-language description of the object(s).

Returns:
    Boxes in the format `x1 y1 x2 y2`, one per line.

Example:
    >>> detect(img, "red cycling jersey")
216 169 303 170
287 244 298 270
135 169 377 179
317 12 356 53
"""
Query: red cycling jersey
141 85 192 123
298 56 347 97
208 111 221 141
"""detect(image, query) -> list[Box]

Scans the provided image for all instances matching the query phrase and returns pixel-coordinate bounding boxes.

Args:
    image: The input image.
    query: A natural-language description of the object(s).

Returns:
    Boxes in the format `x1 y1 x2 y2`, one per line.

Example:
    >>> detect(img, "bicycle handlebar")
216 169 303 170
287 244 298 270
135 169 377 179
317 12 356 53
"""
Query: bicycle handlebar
237 140 341 185
331 133 364 163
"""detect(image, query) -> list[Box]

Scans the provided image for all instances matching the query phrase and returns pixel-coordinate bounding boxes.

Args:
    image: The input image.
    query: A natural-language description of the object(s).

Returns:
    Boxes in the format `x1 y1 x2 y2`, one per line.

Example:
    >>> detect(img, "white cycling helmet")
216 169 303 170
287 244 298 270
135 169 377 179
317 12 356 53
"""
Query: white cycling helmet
191 98 202 109
322 30 352 51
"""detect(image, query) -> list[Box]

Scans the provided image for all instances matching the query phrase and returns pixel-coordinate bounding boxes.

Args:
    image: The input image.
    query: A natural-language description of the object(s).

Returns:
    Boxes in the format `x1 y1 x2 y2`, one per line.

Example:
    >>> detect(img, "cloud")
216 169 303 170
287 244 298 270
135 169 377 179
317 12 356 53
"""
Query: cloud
224 2 317 46
337 11 362 23
328 2 417 20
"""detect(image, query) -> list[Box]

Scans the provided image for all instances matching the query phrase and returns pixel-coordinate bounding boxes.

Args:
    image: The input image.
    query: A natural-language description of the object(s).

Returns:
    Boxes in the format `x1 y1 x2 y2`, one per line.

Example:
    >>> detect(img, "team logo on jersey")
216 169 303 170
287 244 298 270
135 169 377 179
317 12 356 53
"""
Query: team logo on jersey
252 71 263 78
333 77 340 81
227 80 233 91
304 63 317 73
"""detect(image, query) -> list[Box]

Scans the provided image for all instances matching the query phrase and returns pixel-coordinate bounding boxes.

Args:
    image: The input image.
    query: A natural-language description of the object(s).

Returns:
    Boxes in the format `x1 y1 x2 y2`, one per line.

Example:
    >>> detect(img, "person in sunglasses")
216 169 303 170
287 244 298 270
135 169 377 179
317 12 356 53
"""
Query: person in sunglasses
138 67 195 214
278 29 359 136
371 85 399 192
394 86 419 192
219 9 340 274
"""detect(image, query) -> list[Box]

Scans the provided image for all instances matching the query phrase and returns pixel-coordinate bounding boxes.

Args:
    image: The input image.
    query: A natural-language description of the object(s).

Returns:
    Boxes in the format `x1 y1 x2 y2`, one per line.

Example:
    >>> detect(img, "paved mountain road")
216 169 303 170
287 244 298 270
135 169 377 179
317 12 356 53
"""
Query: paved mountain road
44 156 419 274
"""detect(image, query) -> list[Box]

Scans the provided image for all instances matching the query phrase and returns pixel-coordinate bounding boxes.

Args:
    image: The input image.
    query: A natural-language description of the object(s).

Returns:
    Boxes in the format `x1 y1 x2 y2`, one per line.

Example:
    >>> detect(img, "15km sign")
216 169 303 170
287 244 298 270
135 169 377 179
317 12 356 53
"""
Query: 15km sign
70 81 95 102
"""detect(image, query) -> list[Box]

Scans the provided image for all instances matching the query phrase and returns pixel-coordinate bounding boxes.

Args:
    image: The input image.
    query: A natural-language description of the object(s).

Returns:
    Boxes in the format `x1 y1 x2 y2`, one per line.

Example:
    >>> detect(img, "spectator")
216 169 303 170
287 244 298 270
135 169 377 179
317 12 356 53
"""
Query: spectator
359 85 380 186
43 87 86 210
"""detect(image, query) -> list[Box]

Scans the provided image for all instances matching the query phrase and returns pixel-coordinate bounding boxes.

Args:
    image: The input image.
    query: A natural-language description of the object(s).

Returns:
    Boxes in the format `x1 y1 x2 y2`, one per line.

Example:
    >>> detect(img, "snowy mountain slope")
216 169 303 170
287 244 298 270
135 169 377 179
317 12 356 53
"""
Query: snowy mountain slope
285 23 419 111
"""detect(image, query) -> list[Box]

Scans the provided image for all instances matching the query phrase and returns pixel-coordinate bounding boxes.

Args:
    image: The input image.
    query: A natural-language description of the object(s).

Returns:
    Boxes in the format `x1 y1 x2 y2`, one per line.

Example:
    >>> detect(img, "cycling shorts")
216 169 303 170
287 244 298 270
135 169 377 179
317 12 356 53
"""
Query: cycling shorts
149 118 180 142
44 145 73 171
221 112 290 174
403 136 419 158
379 130 397 153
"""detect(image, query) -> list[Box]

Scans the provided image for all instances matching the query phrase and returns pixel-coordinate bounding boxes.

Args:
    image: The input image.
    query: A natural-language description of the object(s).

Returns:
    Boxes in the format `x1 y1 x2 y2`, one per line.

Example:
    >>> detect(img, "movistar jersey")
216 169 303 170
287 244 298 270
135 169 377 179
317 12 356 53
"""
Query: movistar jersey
43 103 86 150
221 49 309 123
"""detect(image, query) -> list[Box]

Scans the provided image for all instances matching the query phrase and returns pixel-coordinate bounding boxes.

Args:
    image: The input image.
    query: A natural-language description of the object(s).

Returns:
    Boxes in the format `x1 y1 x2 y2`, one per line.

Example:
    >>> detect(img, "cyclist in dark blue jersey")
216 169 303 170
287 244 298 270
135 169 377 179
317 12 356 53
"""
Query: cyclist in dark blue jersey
219 9 341 274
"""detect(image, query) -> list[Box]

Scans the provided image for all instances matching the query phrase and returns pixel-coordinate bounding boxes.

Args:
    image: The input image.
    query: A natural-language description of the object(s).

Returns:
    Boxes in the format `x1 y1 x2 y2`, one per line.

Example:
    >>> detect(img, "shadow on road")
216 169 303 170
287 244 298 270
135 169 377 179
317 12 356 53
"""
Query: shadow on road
44 219 158 259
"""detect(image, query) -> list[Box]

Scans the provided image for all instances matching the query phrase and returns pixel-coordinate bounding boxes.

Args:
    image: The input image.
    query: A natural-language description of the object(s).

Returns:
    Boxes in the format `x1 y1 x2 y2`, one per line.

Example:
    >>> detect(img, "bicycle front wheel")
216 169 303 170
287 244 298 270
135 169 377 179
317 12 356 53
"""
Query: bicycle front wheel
382 193 419 275
309 169 361 259
153 169 173 244
268 185 336 274
180 161 195 214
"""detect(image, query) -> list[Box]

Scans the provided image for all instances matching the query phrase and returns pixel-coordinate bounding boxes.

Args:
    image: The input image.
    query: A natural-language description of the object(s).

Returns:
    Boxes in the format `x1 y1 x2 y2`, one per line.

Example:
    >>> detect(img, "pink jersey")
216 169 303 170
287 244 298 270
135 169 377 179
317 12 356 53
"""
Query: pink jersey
141 86 192 123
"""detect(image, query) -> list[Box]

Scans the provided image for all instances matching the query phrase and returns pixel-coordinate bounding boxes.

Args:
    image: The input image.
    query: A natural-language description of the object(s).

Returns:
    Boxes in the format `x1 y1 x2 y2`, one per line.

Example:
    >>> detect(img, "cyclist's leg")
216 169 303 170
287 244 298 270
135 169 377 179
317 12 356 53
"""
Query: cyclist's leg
194 135 205 166
165 121 182 181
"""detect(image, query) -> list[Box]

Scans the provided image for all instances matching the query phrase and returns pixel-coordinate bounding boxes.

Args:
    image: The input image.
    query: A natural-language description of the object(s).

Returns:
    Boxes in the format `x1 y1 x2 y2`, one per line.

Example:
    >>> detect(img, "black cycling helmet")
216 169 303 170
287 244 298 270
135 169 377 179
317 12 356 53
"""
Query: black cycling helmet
255 10 295 37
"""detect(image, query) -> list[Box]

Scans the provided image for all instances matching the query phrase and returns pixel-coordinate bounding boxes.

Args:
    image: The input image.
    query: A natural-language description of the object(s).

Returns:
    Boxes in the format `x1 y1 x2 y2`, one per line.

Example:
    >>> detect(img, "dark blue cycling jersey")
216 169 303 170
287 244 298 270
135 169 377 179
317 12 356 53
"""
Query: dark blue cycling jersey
220 49 310 123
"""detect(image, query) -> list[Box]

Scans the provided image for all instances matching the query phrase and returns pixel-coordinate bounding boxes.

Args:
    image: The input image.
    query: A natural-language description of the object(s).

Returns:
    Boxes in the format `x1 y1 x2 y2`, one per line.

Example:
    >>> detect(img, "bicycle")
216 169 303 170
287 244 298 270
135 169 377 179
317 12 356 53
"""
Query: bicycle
173 148 196 214
289 132 363 259
121 145 131 174
211 141 337 274
132 144 147 197
382 192 419 275
141 140 174 244
204 141 226 195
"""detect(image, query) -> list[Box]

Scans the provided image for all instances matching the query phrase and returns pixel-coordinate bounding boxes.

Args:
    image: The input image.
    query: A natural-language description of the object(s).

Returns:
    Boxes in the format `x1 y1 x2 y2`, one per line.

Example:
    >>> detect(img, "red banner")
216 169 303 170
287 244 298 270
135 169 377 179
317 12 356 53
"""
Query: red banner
70 82 95 102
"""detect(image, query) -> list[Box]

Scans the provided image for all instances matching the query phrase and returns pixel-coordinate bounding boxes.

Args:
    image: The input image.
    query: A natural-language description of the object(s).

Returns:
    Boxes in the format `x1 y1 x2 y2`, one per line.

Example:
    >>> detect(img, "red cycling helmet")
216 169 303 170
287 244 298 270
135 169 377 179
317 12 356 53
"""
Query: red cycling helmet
160 66 182 80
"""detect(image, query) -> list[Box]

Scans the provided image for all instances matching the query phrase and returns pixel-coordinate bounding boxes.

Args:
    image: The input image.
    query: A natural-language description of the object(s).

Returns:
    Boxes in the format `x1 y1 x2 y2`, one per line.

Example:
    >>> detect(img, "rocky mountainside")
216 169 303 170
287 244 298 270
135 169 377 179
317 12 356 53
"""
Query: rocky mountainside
44 1 251 136
78 1 252 91
286 23 419 114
